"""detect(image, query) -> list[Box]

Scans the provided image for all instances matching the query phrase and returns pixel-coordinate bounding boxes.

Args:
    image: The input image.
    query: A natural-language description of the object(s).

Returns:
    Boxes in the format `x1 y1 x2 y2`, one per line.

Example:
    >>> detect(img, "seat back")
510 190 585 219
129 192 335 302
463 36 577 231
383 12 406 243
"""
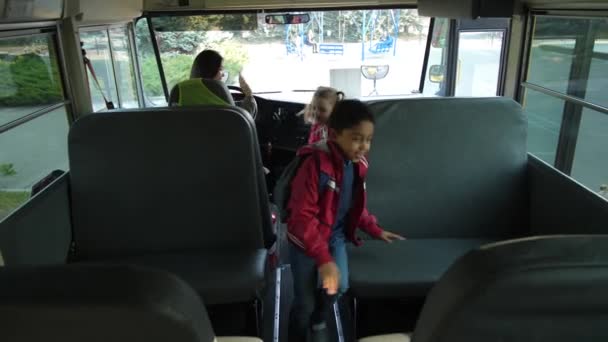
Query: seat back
68 106 266 260
0 173 72 266
0 264 215 342
413 235 608 342
366 97 528 238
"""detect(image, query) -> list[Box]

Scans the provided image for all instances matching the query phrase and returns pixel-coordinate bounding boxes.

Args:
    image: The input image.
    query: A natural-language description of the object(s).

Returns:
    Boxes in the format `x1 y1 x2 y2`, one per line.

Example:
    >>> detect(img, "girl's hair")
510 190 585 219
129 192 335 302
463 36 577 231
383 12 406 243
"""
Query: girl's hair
301 86 345 123
328 99 375 133
190 49 223 79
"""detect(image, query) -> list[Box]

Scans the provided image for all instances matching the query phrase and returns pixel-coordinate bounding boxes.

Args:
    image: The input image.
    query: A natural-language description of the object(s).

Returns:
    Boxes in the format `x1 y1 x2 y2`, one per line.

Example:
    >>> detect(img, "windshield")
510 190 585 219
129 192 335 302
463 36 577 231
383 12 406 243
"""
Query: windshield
138 9 431 102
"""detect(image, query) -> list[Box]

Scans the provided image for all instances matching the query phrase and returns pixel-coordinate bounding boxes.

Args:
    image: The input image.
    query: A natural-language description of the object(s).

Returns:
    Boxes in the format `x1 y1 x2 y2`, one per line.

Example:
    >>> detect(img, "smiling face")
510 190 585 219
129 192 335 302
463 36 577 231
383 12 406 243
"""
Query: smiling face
333 120 374 163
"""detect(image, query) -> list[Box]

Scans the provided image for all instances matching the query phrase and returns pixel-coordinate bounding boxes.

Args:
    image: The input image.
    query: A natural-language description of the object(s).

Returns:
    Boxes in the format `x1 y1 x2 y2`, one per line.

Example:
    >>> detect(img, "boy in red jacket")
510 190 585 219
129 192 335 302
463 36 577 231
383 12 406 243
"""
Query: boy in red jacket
287 100 404 342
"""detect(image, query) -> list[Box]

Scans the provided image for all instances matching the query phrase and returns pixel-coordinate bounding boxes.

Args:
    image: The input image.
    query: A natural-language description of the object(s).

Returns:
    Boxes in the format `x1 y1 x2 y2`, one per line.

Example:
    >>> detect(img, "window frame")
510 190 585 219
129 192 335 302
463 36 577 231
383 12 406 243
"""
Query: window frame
141 6 434 101
519 11 608 175
0 24 73 220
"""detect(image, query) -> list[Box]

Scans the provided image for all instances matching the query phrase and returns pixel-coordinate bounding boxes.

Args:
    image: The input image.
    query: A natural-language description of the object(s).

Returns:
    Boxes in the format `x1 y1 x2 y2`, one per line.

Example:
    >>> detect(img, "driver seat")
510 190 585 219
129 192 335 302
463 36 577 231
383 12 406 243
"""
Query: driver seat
169 78 235 107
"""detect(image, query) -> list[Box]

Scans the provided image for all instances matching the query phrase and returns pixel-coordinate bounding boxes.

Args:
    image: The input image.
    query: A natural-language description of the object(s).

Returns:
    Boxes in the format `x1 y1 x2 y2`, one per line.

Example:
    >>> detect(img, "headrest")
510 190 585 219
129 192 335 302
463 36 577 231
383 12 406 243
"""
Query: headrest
0 264 215 342
413 235 608 342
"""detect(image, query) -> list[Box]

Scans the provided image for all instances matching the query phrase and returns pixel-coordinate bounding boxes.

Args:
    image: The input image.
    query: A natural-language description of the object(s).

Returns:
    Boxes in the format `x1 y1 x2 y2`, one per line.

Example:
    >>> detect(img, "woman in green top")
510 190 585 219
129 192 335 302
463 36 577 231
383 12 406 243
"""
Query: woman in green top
170 49 258 117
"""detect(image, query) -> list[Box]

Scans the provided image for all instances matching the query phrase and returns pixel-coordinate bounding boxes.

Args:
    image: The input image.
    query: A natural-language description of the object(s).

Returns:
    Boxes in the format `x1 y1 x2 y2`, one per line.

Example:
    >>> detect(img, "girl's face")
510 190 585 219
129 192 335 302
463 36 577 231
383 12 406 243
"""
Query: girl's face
312 97 335 124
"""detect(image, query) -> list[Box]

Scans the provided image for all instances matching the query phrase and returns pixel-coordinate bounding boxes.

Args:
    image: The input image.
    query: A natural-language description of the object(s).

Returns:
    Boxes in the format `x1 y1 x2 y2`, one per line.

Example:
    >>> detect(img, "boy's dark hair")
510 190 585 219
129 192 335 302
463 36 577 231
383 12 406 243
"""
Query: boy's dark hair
191 49 223 79
328 99 375 133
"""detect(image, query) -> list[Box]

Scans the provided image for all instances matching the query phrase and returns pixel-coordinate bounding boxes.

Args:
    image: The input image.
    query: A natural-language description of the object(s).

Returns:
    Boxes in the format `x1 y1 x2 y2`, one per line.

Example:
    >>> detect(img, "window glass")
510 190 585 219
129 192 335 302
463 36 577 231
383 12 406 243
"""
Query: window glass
149 9 431 101
110 27 139 108
0 33 69 221
423 18 449 96
81 30 119 111
527 16 608 108
135 18 167 107
0 107 69 221
455 31 504 96
0 35 64 124
524 15 608 199
571 108 608 195
523 87 565 165
527 17 576 95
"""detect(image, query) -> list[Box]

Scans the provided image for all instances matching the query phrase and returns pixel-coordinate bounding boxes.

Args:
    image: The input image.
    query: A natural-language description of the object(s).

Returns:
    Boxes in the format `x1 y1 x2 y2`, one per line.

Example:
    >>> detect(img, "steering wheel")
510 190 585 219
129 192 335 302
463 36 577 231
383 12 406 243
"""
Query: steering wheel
228 85 244 95
227 85 257 120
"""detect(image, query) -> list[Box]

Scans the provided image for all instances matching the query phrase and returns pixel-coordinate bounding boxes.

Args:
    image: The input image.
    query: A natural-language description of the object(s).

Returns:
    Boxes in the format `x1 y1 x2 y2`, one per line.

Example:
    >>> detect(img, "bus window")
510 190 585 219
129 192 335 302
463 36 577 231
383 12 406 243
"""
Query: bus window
522 88 565 164
145 9 431 100
0 33 69 221
109 27 140 108
423 18 450 96
455 30 505 96
135 18 167 107
523 15 608 195
81 29 119 111
80 26 141 111
572 108 608 193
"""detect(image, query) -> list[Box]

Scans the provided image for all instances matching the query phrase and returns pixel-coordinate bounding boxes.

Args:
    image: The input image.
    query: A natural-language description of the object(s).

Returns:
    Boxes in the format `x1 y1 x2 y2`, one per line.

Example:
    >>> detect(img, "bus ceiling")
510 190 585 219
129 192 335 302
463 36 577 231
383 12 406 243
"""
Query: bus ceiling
141 0 608 15
3 0 608 28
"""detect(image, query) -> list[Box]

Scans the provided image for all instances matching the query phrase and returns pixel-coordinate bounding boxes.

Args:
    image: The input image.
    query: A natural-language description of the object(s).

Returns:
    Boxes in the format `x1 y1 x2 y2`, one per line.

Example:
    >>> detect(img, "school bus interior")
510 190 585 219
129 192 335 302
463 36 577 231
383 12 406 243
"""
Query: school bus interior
1 0 608 341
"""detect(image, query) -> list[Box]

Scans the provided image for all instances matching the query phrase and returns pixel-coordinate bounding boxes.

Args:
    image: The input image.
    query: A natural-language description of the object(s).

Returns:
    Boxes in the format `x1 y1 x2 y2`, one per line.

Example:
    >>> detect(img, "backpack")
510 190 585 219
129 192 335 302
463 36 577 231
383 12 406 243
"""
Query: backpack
273 154 311 223
274 142 330 223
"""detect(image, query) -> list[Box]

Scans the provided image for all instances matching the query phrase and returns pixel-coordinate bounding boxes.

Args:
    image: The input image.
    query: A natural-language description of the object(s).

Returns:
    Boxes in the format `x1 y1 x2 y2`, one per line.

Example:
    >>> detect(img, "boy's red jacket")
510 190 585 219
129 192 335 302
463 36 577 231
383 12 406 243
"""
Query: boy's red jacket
286 141 384 266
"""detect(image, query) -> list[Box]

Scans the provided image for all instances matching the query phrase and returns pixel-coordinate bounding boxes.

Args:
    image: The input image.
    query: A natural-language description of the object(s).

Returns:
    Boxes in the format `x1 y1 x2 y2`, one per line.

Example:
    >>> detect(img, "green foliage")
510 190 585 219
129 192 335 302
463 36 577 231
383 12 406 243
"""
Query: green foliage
152 14 258 32
0 190 29 221
140 56 164 97
0 53 63 106
0 164 16 176
160 54 195 93
135 18 155 58
157 31 207 55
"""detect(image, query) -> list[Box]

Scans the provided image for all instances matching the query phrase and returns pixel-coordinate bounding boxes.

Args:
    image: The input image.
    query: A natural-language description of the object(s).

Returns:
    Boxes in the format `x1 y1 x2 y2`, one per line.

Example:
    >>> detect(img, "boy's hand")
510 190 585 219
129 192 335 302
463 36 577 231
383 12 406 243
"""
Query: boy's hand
379 230 406 243
238 73 253 97
318 261 340 295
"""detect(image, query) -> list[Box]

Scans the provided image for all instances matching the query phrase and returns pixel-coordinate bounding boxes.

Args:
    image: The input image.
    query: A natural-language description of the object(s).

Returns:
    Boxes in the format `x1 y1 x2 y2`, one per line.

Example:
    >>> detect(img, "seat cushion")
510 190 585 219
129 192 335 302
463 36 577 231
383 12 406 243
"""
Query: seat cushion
348 239 494 298
101 249 267 306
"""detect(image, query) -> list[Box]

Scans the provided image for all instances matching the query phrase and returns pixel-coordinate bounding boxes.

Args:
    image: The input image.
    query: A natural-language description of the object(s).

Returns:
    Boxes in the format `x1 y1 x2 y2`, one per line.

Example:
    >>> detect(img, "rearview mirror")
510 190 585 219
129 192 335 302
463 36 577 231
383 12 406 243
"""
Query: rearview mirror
429 64 445 83
265 13 310 25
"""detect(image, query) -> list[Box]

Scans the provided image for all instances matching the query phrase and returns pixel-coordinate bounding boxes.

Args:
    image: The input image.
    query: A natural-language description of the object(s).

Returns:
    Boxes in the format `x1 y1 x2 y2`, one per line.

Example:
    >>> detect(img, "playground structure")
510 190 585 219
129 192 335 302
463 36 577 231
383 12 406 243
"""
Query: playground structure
285 12 325 58
361 9 399 60
283 9 400 61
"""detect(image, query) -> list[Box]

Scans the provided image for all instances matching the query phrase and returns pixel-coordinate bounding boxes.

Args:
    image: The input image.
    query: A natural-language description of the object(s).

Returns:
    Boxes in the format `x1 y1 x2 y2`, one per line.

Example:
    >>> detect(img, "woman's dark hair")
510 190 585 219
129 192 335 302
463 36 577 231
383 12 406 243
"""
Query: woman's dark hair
328 99 375 133
190 49 223 79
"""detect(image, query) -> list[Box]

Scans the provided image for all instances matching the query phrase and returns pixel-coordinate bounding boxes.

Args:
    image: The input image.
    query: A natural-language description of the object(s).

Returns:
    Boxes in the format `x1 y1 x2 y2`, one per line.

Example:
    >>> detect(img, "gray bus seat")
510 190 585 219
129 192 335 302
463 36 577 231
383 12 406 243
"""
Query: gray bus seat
0 264 261 342
360 235 608 341
349 97 528 299
68 106 270 306
167 86 275 251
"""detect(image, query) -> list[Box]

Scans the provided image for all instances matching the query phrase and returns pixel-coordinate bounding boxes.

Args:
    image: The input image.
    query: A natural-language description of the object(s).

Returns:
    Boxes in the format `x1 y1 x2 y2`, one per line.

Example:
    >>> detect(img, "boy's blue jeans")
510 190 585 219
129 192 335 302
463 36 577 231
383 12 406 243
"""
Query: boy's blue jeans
289 235 348 338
